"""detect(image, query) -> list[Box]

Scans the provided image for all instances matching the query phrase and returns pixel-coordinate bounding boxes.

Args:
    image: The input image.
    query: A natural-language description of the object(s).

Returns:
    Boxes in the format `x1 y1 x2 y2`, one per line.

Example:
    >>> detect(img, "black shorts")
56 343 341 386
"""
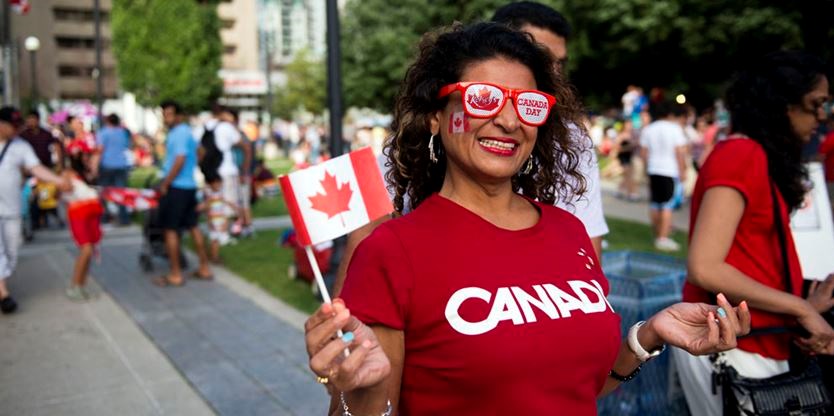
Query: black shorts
649 175 675 204
617 151 633 166
158 187 198 231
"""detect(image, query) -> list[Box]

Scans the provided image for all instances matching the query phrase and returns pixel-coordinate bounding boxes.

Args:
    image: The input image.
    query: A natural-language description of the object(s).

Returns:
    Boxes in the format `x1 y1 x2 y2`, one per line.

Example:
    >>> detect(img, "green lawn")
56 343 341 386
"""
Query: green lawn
127 166 160 189
266 158 294 176
195 229 321 314
206 215 689 316
604 216 688 260
251 195 288 218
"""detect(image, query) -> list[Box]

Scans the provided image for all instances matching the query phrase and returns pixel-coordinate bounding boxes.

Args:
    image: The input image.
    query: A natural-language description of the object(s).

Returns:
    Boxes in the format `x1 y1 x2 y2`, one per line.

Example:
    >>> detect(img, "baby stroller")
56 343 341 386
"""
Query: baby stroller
138 206 189 272
120 177 188 272
281 229 332 295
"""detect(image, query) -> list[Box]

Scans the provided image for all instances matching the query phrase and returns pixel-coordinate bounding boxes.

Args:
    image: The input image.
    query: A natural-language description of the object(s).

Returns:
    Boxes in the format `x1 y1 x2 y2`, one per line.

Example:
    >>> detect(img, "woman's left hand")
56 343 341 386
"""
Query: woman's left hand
807 274 834 313
648 293 751 355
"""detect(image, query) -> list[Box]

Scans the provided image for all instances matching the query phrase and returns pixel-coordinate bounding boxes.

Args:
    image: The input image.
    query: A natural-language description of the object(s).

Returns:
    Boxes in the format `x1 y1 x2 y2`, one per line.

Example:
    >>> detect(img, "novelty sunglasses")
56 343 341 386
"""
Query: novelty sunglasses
437 82 556 126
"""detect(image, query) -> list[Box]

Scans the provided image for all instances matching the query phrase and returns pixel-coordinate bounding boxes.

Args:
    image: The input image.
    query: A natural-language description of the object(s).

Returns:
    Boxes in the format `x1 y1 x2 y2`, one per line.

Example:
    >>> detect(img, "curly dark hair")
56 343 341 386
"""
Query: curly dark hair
726 50 826 212
386 22 587 214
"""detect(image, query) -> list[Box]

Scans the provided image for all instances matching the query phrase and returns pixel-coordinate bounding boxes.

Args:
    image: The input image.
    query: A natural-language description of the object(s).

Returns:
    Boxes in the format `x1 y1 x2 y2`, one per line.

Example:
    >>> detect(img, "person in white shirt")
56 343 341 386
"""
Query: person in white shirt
194 105 251 215
640 101 689 251
0 107 71 314
492 1 608 255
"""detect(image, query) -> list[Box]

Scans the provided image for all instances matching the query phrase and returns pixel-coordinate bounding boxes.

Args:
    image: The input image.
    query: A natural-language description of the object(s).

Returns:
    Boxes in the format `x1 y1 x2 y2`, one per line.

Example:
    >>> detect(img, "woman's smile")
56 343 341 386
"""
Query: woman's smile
477 137 519 156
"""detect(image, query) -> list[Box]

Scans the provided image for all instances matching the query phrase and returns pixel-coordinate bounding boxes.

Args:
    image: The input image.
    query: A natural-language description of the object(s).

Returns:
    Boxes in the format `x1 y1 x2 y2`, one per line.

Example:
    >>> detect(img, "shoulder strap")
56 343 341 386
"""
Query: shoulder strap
770 181 792 295
0 139 14 166
741 182 799 338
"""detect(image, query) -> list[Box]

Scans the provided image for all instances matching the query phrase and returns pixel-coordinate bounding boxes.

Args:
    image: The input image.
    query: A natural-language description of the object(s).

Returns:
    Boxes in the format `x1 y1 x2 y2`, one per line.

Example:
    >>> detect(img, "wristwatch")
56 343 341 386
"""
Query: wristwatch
627 320 666 362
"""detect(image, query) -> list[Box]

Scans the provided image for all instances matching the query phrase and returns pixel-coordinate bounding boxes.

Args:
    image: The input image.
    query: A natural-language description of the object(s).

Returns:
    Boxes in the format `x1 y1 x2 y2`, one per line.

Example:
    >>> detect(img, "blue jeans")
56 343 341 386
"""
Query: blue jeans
98 167 130 224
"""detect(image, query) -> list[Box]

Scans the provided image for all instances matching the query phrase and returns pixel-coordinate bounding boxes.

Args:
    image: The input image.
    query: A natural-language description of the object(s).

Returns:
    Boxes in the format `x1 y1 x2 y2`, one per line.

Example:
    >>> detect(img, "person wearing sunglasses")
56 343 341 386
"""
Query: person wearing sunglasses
331 1 608 299
304 22 749 415
677 51 834 415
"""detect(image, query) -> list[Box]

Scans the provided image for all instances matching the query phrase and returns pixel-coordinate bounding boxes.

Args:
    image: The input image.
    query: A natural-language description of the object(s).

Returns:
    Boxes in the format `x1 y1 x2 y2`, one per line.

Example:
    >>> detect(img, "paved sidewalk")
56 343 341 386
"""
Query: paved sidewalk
3 225 329 415
599 179 691 232
91 232 328 415
1 237 212 415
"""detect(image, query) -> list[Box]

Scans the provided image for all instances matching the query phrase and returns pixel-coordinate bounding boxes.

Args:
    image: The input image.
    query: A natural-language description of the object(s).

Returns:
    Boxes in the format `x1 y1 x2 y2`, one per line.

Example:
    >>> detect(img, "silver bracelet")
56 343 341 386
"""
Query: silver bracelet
340 391 392 416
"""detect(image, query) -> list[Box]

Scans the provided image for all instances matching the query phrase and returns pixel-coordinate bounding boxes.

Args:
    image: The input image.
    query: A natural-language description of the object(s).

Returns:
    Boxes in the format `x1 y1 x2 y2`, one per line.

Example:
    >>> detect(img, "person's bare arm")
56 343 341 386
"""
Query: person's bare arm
89 152 101 178
688 187 806 314
675 145 688 183
54 140 64 173
29 165 70 191
599 294 749 397
334 325 403 415
238 140 252 182
160 155 185 195
687 186 834 353
306 300 401 415
333 215 391 297
590 236 603 260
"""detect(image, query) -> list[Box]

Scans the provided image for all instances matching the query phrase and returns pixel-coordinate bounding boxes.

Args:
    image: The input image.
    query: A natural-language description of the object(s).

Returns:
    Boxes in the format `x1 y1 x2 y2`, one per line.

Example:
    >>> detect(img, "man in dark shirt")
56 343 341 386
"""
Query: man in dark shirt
20 111 63 229
20 111 62 169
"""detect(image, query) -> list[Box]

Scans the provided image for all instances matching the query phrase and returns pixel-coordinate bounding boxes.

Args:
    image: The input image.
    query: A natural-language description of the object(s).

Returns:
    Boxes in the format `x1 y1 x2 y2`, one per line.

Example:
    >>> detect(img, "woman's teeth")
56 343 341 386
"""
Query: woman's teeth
478 139 516 151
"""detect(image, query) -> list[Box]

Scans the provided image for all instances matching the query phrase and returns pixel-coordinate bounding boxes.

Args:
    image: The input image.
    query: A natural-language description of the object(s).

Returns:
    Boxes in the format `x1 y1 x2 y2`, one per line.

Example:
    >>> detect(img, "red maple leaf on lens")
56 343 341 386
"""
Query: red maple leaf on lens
308 170 353 225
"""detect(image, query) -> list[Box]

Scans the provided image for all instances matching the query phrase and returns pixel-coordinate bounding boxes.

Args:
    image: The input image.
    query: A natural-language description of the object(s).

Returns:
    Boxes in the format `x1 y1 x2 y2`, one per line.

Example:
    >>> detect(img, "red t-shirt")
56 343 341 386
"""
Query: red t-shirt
682 138 803 360
341 194 621 415
819 131 834 182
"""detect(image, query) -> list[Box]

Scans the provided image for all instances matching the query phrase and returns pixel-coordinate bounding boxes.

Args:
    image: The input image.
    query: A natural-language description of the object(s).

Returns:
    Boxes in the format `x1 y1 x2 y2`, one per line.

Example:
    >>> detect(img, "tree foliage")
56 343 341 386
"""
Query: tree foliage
273 49 327 120
340 0 508 112
111 0 223 113
340 0 833 112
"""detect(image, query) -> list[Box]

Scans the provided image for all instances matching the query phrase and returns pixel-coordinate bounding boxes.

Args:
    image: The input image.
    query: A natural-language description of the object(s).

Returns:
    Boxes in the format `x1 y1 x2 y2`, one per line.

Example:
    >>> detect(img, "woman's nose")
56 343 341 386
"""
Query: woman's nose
492 99 520 131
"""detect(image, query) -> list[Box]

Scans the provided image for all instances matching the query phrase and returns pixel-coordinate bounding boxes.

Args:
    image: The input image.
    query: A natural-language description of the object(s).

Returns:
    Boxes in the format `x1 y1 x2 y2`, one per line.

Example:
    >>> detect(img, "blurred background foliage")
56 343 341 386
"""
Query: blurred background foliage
340 0 833 112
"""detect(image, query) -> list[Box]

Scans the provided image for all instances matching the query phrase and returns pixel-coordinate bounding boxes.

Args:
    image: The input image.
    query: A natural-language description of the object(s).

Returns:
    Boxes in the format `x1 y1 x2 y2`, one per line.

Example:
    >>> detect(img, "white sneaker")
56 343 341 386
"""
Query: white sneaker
654 237 681 252
65 286 89 303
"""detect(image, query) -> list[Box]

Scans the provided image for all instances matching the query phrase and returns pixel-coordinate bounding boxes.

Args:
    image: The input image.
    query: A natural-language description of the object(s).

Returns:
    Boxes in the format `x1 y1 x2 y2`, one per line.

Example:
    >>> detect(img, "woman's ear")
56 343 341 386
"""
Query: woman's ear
428 110 442 137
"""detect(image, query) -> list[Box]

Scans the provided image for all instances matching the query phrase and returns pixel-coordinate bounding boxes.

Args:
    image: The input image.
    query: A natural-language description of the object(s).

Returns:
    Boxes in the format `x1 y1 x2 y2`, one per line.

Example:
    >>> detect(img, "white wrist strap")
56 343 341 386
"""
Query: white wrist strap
627 320 665 362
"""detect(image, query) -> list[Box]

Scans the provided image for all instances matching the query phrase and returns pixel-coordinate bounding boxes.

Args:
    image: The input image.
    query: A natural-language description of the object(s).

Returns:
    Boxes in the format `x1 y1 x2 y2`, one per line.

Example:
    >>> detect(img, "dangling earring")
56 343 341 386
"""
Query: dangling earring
429 134 438 163
522 155 534 175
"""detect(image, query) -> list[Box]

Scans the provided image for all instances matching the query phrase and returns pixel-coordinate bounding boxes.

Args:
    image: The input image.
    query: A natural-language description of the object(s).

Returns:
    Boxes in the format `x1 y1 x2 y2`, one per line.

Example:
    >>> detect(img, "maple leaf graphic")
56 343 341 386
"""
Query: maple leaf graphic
308 170 353 227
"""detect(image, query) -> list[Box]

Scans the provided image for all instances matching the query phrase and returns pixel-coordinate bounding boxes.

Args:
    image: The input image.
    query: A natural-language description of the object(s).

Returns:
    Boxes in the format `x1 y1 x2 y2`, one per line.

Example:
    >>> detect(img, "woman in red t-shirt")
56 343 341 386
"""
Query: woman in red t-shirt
305 22 749 416
676 51 834 415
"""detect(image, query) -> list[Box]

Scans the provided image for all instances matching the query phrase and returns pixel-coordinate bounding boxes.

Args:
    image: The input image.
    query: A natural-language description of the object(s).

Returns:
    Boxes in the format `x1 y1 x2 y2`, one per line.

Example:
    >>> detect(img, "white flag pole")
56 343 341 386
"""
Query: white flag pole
305 245 350 357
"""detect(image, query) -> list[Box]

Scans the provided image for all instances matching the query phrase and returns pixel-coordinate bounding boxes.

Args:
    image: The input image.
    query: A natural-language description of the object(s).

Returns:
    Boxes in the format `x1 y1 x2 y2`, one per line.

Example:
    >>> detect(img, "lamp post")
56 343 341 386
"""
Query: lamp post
94 0 103 129
24 36 39 106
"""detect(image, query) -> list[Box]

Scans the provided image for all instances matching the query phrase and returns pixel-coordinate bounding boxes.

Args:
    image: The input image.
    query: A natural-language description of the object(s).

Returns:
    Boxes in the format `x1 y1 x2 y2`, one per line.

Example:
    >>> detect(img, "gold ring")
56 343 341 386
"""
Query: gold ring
316 376 329 385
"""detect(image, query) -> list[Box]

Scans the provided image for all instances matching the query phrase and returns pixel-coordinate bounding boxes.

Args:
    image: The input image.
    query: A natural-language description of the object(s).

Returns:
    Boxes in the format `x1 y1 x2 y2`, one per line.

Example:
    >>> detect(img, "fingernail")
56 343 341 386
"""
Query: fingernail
717 307 727 318
741 301 748 310
341 332 354 344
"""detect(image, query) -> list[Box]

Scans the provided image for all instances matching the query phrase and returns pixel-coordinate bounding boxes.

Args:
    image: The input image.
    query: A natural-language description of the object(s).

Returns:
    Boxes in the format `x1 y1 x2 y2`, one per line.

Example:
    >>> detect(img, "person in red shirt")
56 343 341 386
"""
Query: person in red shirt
677 51 834 415
304 22 749 416
819 117 834 211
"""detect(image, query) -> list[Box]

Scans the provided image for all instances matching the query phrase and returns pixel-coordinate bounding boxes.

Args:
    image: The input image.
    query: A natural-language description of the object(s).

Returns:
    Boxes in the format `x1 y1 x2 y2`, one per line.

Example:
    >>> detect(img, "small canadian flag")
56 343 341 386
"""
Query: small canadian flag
279 147 392 246
101 187 159 210
450 111 469 134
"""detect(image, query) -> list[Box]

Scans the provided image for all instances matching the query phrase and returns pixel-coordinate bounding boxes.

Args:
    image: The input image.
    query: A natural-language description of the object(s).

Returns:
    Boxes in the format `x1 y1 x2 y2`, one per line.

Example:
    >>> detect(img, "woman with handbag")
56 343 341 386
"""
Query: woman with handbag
675 50 834 415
